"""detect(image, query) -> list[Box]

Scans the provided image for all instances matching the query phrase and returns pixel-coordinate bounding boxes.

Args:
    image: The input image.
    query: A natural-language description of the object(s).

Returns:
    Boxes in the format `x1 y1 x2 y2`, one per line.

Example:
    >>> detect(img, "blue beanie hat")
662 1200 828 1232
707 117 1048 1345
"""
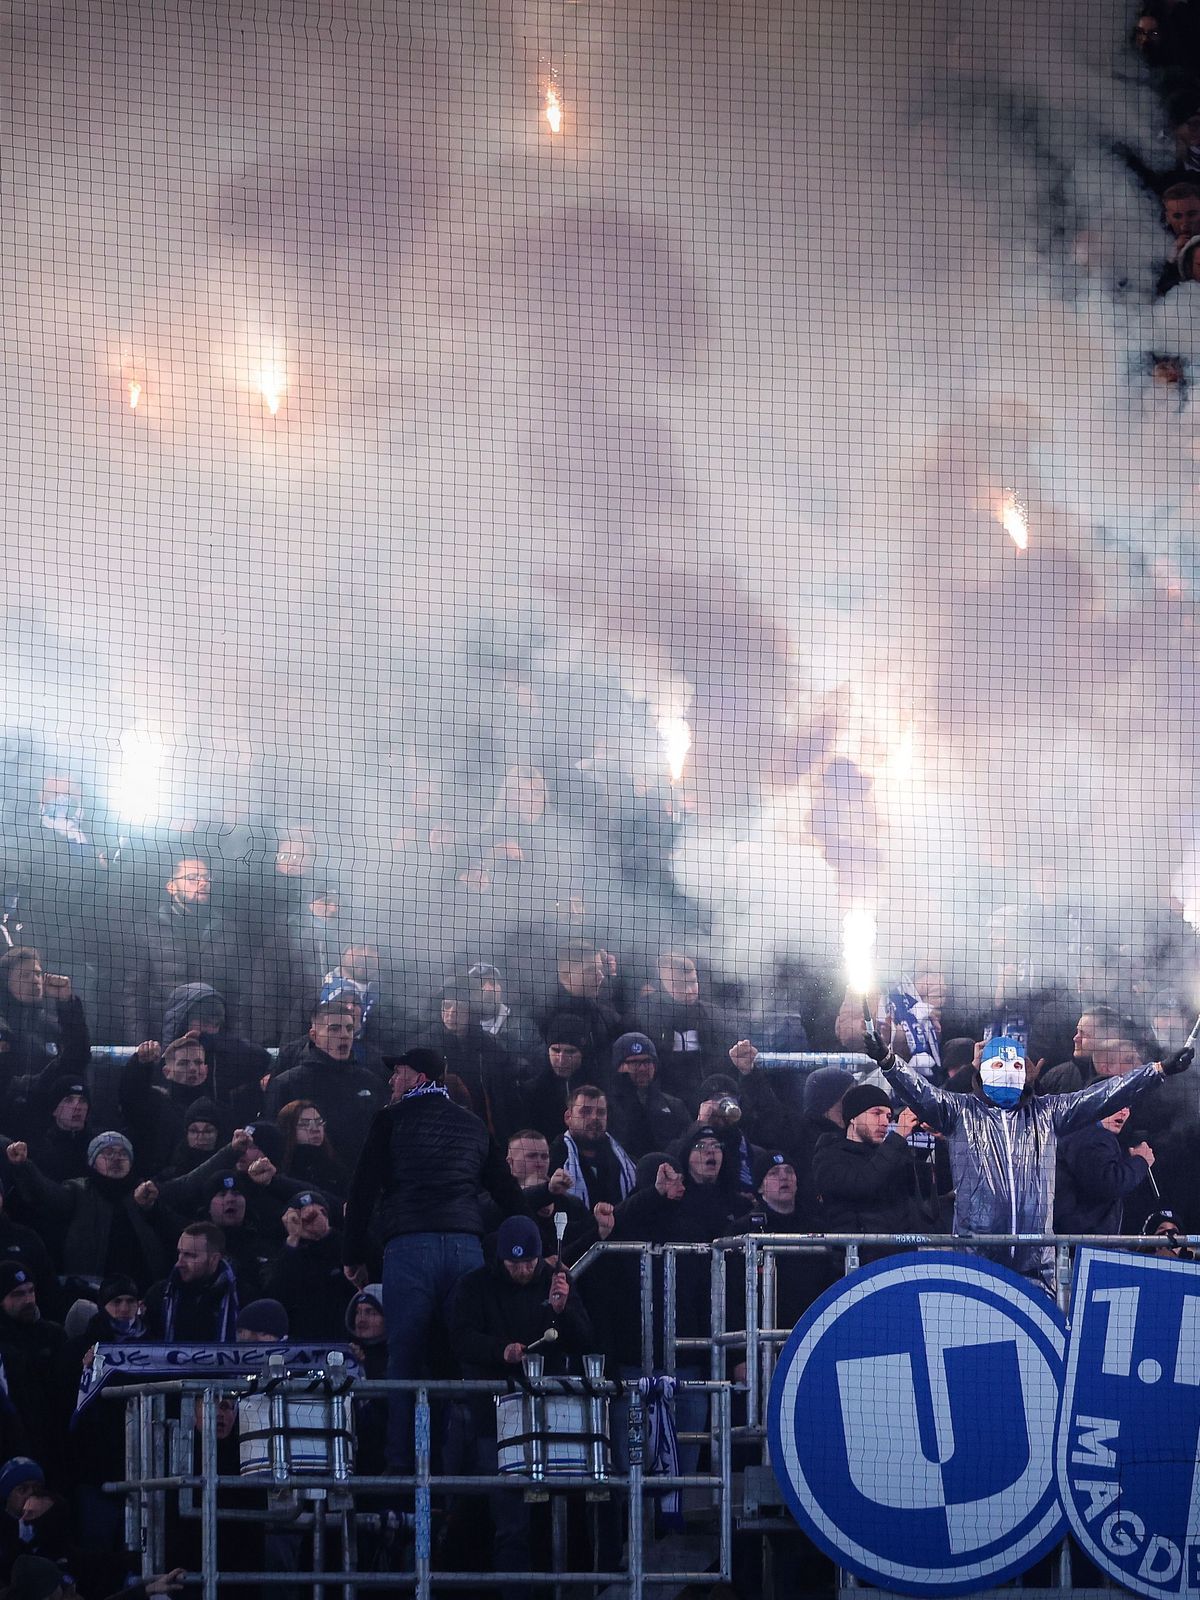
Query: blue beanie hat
0 1456 43 1503
804 1066 855 1117
496 1215 543 1262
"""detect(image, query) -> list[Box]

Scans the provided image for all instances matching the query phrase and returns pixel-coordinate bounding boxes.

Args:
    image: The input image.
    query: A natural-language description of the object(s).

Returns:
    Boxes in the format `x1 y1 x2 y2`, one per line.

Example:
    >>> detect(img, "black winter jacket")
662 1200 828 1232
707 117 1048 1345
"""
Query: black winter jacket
264 1230 354 1341
342 1091 527 1264
811 1131 934 1236
449 1257 596 1378
606 1077 690 1159
264 1046 387 1159
1054 1122 1152 1235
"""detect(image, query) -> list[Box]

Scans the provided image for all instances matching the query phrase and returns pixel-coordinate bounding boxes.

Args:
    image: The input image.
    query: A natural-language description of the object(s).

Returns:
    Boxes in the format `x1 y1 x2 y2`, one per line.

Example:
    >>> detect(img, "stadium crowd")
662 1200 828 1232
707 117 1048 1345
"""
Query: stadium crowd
0 807 1190 1593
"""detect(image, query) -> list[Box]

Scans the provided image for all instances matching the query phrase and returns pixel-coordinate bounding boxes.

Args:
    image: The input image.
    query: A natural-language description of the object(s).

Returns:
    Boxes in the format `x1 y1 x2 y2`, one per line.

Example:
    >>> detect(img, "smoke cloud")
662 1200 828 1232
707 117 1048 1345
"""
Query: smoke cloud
0 0 1194 1010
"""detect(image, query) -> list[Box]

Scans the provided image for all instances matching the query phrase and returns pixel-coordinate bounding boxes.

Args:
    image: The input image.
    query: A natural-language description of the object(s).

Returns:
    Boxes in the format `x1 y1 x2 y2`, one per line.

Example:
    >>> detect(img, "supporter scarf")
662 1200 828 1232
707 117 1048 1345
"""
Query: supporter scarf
160 1257 239 1343
560 1133 636 1209
636 1375 682 1524
400 1081 450 1103
889 983 941 1079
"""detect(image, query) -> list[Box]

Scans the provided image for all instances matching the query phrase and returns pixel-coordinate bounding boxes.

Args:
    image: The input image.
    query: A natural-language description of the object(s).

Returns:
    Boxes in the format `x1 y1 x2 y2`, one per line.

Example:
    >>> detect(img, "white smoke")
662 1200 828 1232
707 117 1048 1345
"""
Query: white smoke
0 0 1193 1008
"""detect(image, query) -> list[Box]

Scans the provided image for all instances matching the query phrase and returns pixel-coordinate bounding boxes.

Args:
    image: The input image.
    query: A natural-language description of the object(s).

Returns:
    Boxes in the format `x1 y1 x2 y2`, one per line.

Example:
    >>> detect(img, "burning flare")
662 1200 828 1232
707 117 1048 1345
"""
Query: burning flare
544 81 563 134
657 715 692 785
256 362 287 416
127 381 142 410
841 904 877 995
998 489 1029 550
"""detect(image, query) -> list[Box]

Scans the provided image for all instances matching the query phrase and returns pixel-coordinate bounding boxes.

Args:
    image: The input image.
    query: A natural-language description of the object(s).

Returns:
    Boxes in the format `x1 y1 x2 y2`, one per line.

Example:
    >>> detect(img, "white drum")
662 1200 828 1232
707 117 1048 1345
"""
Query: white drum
238 1389 355 1478
495 1388 610 1479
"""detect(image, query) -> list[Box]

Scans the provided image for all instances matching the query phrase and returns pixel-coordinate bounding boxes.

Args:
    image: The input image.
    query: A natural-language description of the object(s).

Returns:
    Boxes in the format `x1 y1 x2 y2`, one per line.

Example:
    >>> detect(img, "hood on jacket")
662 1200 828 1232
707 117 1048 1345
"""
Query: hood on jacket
344 1282 385 1338
163 983 226 1043
671 1121 741 1197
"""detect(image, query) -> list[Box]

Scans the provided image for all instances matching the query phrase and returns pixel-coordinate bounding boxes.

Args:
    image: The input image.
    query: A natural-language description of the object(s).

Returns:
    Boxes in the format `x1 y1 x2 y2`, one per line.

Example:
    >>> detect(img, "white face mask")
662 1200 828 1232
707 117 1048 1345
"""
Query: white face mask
981 1058 1026 1107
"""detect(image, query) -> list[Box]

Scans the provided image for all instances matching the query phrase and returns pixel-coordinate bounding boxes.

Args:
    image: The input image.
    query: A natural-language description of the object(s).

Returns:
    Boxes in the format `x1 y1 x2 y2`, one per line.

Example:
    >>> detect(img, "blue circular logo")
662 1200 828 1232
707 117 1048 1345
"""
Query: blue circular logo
767 1252 1067 1596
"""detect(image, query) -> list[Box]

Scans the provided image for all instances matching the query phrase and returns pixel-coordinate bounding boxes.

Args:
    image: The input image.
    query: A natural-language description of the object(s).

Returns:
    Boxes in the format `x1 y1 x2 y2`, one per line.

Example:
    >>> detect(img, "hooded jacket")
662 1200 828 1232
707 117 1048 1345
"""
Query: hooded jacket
123 903 239 1043
161 984 270 1103
883 1057 1163 1286
264 1044 386 1158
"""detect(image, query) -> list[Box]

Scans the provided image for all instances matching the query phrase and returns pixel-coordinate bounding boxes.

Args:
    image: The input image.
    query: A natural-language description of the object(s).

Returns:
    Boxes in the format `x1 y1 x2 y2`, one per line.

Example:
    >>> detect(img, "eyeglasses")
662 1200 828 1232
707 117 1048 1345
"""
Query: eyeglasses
175 872 210 884
693 1140 723 1153
297 1118 326 1130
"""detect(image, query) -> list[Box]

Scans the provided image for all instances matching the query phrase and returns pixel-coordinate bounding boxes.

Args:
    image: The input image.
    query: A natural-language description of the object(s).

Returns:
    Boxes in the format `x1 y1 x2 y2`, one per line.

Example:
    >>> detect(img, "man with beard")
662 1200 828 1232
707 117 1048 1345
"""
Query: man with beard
0 1268 66 1472
123 856 241 1042
605 1034 689 1160
547 1088 637 1210
144 1224 239 1343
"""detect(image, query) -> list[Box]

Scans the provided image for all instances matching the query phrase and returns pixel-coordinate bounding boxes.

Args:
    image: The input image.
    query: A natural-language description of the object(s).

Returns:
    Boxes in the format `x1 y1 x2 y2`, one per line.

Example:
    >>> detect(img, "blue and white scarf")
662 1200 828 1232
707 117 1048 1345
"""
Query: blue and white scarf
637 1375 682 1522
560 1133 637 1209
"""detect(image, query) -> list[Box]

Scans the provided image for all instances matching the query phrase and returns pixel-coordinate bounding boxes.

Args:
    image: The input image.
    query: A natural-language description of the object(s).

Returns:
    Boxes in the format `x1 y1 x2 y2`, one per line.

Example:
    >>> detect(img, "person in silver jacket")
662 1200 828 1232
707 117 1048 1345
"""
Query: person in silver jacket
862 1031 1193 1289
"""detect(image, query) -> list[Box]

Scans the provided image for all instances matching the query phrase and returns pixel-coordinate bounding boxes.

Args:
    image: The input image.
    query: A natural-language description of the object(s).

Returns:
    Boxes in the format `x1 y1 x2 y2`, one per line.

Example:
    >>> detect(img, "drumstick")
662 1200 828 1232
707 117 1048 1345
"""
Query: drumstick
524 1328 559 1354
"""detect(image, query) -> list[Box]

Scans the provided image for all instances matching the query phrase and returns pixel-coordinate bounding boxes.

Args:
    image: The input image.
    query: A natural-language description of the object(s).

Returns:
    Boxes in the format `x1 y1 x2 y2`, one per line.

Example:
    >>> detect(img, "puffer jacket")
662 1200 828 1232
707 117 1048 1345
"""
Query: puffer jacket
883 1058 1163 1287
342 1089 527 1264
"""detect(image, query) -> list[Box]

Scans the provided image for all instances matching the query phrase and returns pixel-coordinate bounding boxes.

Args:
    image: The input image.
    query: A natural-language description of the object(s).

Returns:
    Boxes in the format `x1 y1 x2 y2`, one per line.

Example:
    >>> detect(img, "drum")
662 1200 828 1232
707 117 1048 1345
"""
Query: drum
495 1383 610 1480
238 1360 355 1479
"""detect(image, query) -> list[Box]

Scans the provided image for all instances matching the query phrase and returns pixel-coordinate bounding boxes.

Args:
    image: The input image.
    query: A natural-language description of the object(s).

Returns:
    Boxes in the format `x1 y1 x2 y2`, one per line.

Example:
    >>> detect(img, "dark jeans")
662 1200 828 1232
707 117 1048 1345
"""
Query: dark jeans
382 1231 484 1472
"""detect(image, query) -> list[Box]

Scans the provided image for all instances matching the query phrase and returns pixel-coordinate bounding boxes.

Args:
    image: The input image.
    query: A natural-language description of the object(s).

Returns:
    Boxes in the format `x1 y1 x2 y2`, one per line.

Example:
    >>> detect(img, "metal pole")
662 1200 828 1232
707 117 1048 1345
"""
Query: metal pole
200 1387 219 1600
744 1238 760 1431
627 1389 644 1600
717 1384 733 1582
760 1245 777 1448
639 1246 654 1374
313 1494 326 1600
663 1249 678 1376
1056 1242 1073 1319
710 1243 726 1390
415 1386 432 1600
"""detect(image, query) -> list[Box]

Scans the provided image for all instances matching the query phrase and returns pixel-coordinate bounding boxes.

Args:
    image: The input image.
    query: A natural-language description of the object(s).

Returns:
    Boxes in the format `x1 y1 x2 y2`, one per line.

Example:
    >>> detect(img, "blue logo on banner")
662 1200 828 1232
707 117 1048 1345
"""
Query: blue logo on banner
1058 1249 1200 1598
767 1252 1067 1596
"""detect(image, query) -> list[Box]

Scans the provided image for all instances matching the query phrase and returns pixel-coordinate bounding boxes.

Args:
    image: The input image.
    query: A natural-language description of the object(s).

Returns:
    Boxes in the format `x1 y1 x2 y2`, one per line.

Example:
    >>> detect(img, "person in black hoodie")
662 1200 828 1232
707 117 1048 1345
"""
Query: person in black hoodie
144 1223 239 1342
152 1097 228 1184
264 1001 386 1159
27 1078 91 1183
536 945 625 1063
0 1273 68 1476
793 1067 856 1227
119 1035 214 1177
811 1085 934 1250
3 1134 180 1294
605 1034 689 1160
158 985 270 1109
262 1189 352 1341
515 1015 599 1143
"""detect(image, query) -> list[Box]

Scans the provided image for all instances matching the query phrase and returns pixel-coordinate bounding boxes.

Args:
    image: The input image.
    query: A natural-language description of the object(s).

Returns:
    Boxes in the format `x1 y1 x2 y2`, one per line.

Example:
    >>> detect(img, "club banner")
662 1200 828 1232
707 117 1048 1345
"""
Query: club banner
73 1342 361 1422
768 1248 1200 1598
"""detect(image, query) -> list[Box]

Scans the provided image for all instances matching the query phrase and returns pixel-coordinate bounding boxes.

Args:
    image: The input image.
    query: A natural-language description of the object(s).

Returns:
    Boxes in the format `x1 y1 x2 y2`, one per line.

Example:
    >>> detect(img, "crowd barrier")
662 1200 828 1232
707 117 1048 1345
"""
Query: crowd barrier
96 1230 1193 1600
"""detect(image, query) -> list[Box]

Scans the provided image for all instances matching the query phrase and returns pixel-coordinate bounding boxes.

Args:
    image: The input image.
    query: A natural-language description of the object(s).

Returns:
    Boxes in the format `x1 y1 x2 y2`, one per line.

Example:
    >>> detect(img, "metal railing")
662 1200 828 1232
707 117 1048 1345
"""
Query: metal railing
107 1370 734 1600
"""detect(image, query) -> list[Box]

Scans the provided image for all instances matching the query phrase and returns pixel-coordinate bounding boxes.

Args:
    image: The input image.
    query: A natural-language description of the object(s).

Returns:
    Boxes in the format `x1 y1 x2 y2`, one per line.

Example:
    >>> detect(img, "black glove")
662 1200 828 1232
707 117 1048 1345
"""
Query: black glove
1162 1046 1195 1076
861 1030 895 1068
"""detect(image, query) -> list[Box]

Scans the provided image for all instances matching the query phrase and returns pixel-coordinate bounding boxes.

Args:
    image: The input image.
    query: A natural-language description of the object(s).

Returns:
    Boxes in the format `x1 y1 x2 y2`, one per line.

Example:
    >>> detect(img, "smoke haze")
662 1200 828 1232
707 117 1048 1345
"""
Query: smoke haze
1 0 1195 1006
